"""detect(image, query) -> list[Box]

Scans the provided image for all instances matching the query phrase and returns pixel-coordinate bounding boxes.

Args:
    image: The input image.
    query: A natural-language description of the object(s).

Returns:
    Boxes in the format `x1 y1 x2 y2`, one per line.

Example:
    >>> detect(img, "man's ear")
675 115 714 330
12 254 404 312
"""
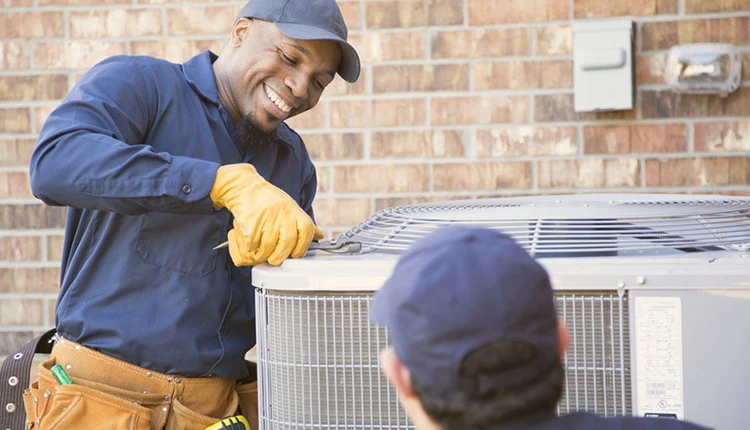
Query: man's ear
231 18 251 46
557 318 570 359
380 347 415 398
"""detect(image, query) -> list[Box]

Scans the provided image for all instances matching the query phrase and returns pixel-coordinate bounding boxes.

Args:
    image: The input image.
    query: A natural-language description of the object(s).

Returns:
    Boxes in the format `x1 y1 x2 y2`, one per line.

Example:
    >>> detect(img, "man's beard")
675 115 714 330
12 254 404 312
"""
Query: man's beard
234 114 277 157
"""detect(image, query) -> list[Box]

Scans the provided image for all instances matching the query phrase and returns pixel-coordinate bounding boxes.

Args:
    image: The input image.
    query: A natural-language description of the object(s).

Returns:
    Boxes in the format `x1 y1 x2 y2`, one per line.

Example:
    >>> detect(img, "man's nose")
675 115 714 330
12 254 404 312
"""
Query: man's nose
284 74 309 102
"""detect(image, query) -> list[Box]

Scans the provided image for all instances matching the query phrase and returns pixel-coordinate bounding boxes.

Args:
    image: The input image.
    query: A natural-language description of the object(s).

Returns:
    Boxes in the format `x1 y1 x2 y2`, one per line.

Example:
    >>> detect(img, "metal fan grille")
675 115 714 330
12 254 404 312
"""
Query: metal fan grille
256 289 630 429
341 195 750 256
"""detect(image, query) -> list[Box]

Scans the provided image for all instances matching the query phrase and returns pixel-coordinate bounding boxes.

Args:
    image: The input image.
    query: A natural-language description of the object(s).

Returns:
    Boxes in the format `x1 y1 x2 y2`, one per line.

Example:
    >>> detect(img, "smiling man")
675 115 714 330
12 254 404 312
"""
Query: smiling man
22 1 359 429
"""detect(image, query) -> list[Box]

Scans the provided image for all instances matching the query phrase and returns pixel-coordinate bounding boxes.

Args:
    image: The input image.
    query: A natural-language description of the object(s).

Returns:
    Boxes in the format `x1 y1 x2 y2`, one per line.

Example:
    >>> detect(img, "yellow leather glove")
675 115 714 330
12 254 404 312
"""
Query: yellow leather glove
210 163 323 266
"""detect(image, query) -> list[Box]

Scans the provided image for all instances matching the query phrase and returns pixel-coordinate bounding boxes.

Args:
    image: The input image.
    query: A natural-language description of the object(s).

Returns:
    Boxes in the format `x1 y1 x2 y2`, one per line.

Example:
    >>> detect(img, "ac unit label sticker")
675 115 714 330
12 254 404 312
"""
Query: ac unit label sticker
634 297 684 419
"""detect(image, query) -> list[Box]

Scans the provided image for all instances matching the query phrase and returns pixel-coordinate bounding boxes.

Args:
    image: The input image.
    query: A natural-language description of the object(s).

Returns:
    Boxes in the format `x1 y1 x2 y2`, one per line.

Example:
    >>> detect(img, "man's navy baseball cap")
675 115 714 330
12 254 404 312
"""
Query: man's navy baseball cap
237 0 361 83
370 226 559 395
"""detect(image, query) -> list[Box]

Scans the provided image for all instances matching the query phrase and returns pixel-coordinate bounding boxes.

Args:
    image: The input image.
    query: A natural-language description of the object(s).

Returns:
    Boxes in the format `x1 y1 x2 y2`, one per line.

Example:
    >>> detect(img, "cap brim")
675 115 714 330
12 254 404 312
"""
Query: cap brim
275 22 361 83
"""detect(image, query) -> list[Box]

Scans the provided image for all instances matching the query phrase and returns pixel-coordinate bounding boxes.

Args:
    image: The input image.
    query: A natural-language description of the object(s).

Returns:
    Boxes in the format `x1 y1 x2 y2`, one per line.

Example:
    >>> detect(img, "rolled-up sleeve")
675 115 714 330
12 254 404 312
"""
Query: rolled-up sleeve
30 57 218 215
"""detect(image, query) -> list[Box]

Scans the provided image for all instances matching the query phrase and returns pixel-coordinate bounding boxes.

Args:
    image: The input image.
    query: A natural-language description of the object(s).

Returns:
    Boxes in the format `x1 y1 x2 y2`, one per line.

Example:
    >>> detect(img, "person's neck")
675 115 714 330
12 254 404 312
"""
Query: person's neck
401 397 441 430
211 57 240 121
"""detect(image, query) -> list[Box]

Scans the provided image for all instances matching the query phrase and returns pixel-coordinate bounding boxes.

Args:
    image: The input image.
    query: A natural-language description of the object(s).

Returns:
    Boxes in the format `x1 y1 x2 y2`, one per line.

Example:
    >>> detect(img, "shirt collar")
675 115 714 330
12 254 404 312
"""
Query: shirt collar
183 50 221 106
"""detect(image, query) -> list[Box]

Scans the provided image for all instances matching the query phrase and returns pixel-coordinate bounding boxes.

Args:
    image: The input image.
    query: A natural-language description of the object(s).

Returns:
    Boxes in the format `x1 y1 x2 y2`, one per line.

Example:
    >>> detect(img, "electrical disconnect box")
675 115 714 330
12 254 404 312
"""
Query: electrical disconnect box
572 19 634 112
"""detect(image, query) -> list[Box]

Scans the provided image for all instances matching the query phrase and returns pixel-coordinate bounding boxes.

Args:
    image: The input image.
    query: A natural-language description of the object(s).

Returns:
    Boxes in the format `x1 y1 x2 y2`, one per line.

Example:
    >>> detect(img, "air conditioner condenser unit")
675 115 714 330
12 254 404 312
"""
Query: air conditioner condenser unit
251 194 750 430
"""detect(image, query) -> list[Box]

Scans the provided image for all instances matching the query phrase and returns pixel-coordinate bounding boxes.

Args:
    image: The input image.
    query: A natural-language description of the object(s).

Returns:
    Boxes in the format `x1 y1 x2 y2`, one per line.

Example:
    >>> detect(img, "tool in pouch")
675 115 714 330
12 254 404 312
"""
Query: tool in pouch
51 364 73 385
213 238 361 254
203 415 250 430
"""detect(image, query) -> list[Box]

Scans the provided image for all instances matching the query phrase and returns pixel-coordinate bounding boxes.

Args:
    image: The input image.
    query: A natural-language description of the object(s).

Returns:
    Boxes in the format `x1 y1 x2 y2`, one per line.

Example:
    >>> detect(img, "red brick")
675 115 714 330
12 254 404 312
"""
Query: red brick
0 299 45 326
0 42 29 70
0 75 67 102
635 53 667 85
166 6 238 36
468 0 568 25
312 198 371 226
433 161 532 190
694 121 750 152
334 164 429 193
284 104 326 130
476 126 577 157
136 0 232 3
431 96 528 125
371 130 465 158
0 108 30 133
350 31 426 62
0 204 66 229
47 235 65 262
685 0 750 13
41 0 128 4
323 73 367 97
534 26 572 56
0 171 32 198
583 124 686 154
373 64 468 93
642 17 750 51
574 0 677 18
534 94 635 122
70 9 162 38
473 60 572 90
645 156 750 186
366 0 463 29
0 139 35 167
131 39 226 64
1 0 32 5
330 99 425 128
34 106 57 134
316 166 330 193
432 28 529 59
0 236 41 263
339 1 361 30
2 268 59 293
0 12 63 38
301 132 364 160
538 158 640 188
642 88 750 119
33 42 127 70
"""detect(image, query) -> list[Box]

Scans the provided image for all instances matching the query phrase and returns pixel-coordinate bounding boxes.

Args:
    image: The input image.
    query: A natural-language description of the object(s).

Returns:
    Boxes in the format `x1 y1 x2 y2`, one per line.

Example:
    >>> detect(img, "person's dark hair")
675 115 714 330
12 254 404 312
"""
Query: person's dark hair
410 340 564 430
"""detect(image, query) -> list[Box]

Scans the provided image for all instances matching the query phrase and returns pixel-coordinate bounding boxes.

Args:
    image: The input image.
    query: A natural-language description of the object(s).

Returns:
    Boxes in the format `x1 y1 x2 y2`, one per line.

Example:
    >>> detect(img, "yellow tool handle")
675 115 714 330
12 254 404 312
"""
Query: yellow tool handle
203 415 250 430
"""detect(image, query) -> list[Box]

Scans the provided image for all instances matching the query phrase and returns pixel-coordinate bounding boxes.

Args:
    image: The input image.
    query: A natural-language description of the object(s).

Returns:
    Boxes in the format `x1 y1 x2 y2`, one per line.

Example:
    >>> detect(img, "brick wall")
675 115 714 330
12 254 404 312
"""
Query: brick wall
1 0 750 355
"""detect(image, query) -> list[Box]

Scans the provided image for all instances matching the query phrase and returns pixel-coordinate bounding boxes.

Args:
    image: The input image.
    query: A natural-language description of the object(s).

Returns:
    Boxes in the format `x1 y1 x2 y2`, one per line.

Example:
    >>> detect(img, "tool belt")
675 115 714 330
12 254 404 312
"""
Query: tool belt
0 328 57 430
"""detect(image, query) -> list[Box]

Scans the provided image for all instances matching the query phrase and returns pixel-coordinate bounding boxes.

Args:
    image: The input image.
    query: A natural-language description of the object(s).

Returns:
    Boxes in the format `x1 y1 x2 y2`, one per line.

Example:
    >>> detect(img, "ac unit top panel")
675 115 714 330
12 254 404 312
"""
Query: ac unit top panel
341 194 750 256
251 251 750 293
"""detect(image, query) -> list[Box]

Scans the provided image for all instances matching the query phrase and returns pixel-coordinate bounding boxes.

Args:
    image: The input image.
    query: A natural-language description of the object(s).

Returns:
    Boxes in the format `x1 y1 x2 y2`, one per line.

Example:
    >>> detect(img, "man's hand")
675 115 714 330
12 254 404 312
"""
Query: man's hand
210 163 323 266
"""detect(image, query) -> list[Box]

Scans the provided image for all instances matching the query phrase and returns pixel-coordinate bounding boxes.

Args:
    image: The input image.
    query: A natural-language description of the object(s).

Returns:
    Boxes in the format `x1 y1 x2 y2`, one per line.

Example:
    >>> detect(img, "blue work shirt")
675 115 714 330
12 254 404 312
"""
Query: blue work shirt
29 51 318 379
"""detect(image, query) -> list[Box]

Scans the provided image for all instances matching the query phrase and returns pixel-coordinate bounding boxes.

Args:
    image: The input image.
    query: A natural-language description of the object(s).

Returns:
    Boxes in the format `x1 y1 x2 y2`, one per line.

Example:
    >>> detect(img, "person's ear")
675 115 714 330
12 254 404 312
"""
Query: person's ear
557 318 570 359
231 18 251 46
380 347 415 398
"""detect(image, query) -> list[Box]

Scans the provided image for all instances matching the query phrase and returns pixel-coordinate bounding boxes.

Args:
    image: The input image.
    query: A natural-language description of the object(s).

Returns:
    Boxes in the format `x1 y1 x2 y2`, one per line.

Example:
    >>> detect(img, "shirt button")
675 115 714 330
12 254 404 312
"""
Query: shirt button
181 184 191 194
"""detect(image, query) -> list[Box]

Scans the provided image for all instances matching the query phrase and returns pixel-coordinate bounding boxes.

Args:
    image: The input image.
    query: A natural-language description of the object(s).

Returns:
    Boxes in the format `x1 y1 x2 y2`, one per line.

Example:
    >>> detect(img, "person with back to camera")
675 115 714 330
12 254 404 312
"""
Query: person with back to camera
370 226 714 430
12 0 360 429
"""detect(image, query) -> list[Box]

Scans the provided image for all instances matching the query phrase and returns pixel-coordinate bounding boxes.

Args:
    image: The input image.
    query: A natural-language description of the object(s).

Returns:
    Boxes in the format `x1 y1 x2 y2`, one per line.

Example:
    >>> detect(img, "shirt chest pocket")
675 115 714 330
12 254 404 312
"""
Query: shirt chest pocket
136 212 226 277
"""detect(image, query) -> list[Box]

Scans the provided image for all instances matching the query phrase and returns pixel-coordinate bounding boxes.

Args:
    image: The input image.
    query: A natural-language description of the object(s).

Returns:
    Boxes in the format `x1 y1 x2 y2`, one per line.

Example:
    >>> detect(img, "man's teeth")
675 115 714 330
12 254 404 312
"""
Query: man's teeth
265 86 291 113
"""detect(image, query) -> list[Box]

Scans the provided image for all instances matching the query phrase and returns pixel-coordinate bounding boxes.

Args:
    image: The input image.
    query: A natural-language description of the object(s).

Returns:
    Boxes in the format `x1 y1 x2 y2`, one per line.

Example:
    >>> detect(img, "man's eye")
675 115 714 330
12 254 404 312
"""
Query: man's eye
278 50 296 64
315 80 325 90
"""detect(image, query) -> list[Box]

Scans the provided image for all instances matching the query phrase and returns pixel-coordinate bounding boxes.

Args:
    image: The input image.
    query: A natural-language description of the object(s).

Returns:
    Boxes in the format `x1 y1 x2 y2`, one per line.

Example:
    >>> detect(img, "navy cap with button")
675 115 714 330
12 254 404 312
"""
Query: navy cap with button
370 226 559 395
236 0 361 83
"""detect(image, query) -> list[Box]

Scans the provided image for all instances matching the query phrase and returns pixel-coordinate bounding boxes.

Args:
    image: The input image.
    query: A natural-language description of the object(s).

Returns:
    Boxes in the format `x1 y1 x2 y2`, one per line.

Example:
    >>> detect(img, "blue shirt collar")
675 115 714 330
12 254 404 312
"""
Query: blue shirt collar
183 50 221 106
